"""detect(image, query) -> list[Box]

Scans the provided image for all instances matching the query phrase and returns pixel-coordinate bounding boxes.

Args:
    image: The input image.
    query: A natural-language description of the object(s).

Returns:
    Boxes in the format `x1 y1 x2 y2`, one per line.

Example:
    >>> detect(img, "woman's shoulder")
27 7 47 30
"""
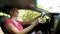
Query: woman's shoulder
3 18 12 25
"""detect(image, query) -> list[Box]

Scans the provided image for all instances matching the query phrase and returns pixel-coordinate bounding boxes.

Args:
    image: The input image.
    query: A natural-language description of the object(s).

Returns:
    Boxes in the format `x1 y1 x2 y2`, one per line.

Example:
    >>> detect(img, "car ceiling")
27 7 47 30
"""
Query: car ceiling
0 0 36 9
0 0 36 14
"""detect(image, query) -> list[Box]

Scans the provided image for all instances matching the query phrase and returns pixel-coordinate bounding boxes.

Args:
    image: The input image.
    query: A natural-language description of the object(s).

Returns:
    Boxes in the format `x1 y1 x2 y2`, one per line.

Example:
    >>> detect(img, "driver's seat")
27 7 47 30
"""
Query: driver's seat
0 16 9 34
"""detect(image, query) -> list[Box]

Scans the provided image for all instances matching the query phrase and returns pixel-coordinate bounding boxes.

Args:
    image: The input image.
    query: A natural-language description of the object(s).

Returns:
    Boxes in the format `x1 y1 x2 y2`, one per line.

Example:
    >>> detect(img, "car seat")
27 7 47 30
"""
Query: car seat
0 16 9 34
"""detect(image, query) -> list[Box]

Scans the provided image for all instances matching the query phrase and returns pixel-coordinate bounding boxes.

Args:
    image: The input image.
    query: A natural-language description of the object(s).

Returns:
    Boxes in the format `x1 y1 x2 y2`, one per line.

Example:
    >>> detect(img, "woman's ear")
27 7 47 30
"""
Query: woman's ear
10 10 12 15
10 10 11 14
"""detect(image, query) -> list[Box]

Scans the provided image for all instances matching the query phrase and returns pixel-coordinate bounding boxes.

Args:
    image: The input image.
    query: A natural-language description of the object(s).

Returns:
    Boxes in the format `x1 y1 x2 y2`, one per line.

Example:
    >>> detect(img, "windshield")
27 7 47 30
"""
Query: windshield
37 0 60 13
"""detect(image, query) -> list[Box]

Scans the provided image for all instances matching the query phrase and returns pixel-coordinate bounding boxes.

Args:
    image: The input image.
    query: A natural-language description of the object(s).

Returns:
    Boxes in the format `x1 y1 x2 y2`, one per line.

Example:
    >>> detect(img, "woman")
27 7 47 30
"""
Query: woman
3 8 42 34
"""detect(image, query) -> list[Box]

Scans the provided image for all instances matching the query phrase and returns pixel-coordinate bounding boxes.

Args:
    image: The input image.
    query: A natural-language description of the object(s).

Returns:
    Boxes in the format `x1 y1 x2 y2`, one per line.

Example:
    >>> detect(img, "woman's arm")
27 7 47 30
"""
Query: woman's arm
4 19 40 34
21 15 41 25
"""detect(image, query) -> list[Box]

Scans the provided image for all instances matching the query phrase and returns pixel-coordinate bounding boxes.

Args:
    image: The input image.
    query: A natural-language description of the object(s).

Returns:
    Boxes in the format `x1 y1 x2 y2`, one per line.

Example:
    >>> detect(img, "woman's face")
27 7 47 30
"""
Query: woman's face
10 8 19 17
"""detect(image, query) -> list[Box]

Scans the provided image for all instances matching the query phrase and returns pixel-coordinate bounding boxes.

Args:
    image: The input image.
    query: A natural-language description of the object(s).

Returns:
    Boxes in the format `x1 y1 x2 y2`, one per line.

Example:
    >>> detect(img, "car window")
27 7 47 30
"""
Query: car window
0 12 10 17
17 9 41 21
37 0 60 13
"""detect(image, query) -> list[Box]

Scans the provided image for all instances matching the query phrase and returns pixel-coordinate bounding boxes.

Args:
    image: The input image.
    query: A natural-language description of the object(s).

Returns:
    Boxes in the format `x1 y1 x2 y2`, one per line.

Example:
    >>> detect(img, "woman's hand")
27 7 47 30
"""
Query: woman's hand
32 17 42 26
37 17 43 23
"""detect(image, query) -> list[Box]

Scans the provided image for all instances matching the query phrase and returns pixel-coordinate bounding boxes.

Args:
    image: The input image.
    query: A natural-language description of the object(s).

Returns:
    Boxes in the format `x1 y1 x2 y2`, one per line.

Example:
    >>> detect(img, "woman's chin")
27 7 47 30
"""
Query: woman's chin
14 16 18 17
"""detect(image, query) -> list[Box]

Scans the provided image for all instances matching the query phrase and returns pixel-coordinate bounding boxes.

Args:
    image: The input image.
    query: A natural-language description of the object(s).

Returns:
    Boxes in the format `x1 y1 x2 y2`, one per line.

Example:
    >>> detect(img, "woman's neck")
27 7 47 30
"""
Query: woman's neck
10 16 17 20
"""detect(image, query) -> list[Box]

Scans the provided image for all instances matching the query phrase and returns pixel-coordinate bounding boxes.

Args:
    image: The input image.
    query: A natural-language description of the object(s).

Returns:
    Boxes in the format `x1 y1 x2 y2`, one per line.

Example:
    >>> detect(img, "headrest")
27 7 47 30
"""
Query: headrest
0 16 8 26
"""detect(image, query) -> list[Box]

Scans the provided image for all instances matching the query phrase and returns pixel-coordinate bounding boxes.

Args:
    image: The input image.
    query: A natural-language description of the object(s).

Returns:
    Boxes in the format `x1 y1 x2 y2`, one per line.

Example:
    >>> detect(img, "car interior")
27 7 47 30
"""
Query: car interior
0 0 60 34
